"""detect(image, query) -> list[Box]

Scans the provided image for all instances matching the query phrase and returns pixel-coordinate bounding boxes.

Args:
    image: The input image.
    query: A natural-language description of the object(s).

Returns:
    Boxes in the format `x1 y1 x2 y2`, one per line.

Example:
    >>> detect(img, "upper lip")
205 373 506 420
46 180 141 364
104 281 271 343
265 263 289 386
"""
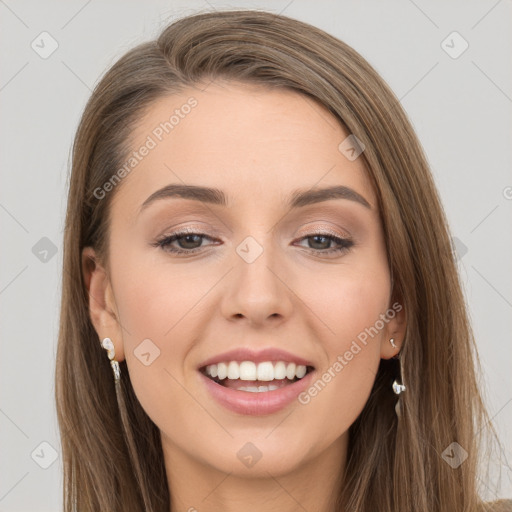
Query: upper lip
198 347 315 370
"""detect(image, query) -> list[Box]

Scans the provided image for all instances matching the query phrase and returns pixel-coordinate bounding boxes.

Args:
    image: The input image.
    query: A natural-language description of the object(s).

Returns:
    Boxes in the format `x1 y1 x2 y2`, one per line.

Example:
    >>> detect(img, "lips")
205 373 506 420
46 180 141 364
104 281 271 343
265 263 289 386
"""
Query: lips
197 347 316 415
199 368 316 415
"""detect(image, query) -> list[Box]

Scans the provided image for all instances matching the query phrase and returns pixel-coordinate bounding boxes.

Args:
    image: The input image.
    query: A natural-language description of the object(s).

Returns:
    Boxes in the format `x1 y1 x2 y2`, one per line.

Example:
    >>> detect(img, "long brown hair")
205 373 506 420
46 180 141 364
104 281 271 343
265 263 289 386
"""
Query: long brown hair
55 9 502 511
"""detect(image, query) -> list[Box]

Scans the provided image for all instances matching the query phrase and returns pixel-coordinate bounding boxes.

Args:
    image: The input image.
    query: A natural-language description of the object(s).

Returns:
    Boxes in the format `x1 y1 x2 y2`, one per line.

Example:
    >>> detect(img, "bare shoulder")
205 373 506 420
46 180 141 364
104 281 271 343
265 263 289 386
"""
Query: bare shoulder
481 500 512 512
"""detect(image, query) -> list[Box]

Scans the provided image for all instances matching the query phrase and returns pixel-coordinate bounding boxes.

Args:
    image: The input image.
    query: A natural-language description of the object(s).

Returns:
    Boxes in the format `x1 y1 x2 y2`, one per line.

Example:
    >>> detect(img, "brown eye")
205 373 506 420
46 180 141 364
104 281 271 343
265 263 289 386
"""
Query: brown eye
294 233 354 256
153 231 218 255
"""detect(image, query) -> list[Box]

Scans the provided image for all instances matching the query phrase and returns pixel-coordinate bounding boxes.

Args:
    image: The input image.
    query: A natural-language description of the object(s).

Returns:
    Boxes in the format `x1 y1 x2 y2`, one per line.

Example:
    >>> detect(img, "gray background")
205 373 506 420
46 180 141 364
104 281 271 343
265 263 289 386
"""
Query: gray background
1 0 511 510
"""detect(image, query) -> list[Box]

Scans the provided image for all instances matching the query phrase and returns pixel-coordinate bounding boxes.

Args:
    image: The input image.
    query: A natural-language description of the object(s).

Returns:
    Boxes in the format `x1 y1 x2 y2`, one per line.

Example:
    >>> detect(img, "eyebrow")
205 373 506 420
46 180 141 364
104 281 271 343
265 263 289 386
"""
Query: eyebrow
139 183 371 214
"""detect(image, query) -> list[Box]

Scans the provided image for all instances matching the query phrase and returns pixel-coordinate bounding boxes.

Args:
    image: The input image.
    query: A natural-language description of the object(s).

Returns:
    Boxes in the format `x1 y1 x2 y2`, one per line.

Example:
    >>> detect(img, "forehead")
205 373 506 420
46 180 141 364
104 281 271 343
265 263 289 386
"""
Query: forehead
110 81 377 219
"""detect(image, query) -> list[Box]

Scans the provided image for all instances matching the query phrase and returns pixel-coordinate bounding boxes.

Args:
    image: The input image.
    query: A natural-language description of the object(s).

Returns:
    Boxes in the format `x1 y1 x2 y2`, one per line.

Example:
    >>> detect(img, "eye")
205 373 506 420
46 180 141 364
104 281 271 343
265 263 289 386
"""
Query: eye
152 228 354 257
152 229 218 255
293 232 354 256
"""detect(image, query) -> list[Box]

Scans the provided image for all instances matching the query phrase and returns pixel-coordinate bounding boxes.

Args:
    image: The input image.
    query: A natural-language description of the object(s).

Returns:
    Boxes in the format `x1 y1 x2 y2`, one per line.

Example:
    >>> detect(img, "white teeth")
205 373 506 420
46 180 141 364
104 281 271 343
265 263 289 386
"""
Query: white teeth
238 384 280 392
239 361 257 380
259 385 279 392
296 365 307 378
227 361 239 379
204 360 310 381
217 362 227 380
286 363 296 380
257 362 274 381
238 386 260 392
273 361 287 380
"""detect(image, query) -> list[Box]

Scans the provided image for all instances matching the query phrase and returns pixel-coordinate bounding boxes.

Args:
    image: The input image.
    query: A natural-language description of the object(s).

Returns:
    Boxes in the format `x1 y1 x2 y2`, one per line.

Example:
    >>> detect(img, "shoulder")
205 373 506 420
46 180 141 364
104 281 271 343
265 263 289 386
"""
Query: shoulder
481 500 512 512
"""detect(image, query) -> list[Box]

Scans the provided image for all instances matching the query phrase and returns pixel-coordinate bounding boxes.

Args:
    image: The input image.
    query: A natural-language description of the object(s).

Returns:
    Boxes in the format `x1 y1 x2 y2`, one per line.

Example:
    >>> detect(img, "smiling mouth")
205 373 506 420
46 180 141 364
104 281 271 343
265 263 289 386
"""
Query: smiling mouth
199 361 315 392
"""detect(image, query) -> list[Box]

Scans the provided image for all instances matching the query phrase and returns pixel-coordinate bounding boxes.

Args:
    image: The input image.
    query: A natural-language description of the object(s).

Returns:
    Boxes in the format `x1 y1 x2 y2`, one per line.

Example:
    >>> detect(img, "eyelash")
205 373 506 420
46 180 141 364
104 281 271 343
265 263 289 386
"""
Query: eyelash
152 228 354 257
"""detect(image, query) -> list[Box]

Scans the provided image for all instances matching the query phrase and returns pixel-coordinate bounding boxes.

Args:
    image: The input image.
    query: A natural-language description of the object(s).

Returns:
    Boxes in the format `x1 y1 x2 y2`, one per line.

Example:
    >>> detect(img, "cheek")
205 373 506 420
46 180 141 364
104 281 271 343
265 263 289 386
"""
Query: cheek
108 247 197 407
297 260 390 428
112 244 205 340
298 258 391 351
331 275 389 348
316 277 387 384
111 265 199 433
296 275 389 430
300 257 390 395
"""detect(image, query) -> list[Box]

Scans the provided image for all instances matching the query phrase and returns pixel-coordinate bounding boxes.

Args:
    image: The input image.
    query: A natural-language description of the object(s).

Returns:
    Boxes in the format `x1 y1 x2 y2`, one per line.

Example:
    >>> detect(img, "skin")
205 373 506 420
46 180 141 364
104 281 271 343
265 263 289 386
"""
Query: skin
83 80 407 512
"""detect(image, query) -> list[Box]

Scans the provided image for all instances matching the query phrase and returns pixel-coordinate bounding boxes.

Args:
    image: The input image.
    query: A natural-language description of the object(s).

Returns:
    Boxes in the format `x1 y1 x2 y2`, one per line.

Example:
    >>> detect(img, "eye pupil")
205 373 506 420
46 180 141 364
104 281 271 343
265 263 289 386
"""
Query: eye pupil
180 234 202 249
310 235 330 250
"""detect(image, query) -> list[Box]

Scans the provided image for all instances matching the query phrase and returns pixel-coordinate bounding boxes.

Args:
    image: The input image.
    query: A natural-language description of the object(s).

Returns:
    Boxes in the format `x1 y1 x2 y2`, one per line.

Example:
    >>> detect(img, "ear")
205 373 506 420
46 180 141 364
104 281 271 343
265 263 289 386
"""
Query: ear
82 246 125 362
380 298 407 360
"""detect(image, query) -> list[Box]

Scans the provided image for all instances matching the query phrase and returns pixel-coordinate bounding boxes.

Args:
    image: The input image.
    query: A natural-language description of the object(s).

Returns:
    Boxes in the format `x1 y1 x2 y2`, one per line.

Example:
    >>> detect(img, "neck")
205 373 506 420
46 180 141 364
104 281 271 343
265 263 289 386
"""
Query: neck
162 431 348 512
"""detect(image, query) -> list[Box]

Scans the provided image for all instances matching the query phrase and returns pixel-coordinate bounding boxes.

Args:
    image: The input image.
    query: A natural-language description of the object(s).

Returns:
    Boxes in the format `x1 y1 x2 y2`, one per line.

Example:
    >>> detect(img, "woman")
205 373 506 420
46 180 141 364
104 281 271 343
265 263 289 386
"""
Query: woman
55 9 510 512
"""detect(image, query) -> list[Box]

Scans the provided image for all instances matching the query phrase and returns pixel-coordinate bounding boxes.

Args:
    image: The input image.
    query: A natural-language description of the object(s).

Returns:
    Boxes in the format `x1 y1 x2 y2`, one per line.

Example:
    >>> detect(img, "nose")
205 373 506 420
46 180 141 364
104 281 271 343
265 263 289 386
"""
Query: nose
220 237 294 328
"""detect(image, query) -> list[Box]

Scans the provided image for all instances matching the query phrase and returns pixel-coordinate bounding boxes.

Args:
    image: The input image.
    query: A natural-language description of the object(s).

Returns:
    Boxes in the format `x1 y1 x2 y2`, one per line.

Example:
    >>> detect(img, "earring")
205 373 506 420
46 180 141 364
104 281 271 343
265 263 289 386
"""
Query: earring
392 379 406 395
101 337 121 382
389 338 397 349
391 344 406 418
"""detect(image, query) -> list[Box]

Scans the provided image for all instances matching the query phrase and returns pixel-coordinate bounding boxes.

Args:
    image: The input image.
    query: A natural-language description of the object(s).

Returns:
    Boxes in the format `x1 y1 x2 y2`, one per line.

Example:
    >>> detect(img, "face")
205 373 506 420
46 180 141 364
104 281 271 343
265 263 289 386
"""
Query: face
83 81 406 481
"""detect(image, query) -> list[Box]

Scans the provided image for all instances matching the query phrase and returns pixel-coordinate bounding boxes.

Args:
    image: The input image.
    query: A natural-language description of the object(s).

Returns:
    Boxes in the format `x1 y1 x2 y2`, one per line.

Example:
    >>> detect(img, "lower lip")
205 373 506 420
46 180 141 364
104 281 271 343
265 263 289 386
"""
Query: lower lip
199 370 315 415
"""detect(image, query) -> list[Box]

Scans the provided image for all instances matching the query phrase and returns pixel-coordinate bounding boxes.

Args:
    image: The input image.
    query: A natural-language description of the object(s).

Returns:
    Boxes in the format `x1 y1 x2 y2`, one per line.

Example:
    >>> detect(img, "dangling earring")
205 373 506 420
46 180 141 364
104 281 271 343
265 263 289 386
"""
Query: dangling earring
390 338 406 418
101 337 121 382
